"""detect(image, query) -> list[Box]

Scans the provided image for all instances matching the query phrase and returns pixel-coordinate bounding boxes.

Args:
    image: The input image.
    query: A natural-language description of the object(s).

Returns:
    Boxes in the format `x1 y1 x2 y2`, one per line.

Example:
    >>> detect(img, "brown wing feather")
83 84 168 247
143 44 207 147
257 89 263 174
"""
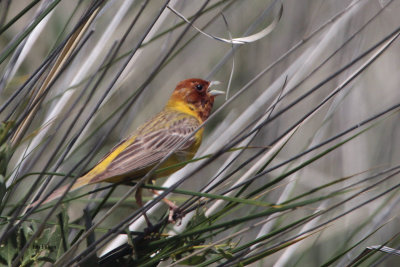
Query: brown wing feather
90 114 200 183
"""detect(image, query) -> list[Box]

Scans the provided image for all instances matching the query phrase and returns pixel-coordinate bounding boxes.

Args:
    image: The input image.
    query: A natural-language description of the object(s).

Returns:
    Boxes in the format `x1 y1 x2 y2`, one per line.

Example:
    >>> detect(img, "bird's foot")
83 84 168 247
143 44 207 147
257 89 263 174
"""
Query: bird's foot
142 221 165 240
143 221 154 235
168 205 184 225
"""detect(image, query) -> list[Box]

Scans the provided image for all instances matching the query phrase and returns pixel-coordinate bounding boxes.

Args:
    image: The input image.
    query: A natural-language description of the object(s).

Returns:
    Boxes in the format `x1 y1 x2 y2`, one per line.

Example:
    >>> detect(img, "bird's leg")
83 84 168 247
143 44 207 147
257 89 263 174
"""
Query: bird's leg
135 187 152 228
150 189 182 224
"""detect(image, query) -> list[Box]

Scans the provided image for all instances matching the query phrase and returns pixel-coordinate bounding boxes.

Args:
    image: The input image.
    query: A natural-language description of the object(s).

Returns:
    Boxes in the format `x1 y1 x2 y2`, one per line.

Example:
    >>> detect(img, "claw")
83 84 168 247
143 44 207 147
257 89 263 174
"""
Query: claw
168 206 183 225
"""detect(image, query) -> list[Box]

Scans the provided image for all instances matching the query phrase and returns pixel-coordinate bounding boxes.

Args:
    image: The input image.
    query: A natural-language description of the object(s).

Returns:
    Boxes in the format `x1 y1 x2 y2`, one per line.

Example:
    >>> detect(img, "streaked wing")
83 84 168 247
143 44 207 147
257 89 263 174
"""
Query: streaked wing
90 114 200 182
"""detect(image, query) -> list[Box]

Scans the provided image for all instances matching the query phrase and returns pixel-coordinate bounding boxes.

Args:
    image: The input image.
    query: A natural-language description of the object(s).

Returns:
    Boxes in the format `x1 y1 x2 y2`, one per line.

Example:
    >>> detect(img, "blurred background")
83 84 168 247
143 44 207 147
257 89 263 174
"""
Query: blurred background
0 0 399 266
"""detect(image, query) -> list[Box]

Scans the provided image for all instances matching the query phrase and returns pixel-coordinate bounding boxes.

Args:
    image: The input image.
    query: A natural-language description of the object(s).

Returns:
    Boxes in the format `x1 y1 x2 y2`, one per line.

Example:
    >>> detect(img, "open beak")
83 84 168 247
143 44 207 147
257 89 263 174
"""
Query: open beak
208 81 225 96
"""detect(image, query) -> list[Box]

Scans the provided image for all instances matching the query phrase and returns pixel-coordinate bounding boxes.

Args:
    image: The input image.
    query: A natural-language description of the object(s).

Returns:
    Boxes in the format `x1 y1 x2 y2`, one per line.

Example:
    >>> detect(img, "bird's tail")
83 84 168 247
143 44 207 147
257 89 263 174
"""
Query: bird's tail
28 174 93 209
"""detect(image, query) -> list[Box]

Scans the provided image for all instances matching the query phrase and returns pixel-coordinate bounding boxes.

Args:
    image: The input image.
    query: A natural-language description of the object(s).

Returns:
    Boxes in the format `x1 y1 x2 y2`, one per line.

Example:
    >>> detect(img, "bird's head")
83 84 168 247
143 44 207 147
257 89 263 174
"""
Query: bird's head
167 78 224 122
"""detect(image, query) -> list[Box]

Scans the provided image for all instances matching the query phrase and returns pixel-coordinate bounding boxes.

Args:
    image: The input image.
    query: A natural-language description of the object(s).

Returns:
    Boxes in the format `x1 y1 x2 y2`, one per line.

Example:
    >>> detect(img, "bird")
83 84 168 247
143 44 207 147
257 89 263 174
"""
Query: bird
30 78 224 224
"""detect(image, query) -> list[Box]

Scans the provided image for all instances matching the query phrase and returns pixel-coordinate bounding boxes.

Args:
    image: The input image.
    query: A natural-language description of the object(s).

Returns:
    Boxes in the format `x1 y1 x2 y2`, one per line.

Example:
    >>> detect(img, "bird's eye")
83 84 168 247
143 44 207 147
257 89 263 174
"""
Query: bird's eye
195 84 203 91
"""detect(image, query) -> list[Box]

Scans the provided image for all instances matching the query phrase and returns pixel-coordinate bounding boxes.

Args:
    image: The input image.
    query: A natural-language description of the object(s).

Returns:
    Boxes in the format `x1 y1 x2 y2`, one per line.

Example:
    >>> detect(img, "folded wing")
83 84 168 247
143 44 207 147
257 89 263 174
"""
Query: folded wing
89 114 200 183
